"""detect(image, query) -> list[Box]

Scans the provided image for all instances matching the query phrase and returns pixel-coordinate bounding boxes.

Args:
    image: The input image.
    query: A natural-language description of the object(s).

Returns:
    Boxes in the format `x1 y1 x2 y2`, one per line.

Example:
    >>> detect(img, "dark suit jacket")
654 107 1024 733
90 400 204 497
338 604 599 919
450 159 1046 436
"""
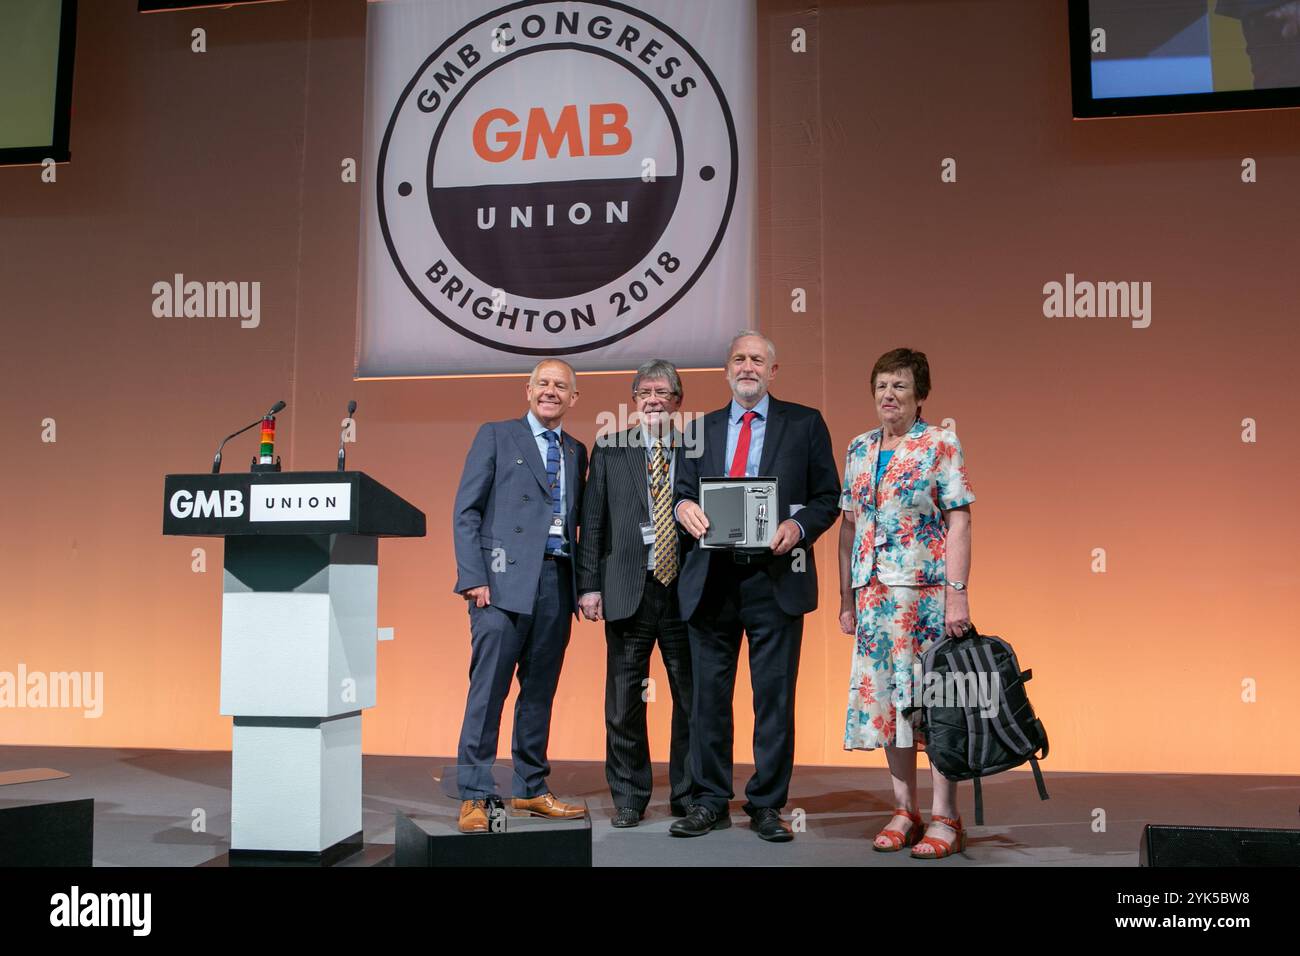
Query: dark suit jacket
452 414 587 616
673 396 841 620
576 426 684 622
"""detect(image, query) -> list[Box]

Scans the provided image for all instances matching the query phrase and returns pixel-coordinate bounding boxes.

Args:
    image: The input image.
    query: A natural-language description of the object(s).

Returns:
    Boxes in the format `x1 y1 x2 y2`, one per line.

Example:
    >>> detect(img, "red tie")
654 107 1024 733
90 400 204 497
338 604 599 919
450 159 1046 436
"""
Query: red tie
728 410 757 477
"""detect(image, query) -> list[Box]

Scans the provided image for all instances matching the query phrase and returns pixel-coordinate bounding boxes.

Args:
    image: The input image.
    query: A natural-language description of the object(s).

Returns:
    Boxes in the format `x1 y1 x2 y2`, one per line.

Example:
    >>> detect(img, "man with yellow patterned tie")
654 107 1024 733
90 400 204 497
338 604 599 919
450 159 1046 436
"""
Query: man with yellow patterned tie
577 360 694 828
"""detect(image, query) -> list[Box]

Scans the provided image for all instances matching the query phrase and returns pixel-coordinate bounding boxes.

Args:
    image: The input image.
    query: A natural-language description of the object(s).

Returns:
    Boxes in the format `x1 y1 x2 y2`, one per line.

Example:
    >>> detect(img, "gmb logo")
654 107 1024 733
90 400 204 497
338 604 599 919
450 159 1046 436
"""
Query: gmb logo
377 0 738 355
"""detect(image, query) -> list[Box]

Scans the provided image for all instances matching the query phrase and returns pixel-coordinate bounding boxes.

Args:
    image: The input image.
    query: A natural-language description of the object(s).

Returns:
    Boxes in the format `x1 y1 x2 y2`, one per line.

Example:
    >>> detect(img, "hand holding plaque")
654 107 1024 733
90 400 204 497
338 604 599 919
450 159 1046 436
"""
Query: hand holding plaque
698 477 780 549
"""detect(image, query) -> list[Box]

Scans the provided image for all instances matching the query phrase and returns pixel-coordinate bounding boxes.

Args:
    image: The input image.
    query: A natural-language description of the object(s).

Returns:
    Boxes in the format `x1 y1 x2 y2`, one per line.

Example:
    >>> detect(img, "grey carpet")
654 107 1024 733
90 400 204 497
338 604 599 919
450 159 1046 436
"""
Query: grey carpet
2 746 1296 866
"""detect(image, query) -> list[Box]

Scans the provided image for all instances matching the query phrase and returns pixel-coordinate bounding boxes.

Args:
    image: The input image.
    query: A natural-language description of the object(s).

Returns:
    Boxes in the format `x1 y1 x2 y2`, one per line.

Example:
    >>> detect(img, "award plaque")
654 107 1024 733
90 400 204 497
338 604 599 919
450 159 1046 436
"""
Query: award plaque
699 477 780 549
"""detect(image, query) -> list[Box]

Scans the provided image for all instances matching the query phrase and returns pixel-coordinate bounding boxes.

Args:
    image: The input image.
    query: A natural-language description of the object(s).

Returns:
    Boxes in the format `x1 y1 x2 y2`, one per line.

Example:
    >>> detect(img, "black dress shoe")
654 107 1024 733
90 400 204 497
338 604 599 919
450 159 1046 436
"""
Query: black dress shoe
612 807 643 828
669 801 692 818
669 804 731 837
749 807 793 842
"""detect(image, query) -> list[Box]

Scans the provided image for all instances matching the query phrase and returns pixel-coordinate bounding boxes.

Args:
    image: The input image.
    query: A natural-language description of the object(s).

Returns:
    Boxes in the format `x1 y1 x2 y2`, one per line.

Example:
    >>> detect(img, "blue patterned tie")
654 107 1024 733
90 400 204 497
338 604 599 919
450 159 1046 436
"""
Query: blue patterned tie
544 430 563 554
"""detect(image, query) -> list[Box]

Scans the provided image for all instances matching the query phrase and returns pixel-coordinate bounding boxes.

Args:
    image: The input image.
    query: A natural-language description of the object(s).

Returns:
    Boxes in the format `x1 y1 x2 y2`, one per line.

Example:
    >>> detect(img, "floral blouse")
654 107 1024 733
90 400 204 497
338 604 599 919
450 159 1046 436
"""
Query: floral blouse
840 417 974 588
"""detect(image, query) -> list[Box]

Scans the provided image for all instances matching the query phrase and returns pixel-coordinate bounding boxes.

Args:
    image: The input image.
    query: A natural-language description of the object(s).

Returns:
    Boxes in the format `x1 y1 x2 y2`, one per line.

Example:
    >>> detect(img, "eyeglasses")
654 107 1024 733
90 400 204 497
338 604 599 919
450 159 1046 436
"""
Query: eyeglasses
634 388 677 400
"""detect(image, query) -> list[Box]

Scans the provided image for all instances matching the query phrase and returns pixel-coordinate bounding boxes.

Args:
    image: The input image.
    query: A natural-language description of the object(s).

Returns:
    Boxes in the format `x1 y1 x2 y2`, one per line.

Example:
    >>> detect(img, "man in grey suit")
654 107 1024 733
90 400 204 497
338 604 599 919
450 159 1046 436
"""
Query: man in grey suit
451 359 589 833
576 360 694 828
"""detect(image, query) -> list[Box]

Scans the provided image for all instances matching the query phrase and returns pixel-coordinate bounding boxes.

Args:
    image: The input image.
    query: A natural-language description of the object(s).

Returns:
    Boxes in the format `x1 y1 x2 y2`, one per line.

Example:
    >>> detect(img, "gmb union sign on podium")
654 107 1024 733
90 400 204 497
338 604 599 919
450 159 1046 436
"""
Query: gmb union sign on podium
163 471 425 860
357 0 756 375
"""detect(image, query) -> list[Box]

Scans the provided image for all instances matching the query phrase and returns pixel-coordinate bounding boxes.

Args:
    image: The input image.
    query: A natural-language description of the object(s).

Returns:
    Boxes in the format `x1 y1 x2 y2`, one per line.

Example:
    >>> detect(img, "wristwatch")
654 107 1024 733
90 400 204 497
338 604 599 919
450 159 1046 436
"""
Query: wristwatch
945 580 966 591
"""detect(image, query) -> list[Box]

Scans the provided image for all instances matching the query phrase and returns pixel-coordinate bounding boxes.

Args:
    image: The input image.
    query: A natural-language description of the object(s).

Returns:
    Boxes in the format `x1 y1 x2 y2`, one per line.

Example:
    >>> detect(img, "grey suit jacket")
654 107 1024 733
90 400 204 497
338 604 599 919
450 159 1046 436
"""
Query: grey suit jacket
452 414 587 616
576 426 684 622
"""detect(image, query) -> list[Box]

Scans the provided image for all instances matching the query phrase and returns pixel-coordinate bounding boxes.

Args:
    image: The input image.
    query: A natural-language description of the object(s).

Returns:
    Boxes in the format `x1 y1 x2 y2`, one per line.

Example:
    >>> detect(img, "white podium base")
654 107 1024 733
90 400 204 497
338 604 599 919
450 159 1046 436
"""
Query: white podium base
230 714 362 853
220 533 379 854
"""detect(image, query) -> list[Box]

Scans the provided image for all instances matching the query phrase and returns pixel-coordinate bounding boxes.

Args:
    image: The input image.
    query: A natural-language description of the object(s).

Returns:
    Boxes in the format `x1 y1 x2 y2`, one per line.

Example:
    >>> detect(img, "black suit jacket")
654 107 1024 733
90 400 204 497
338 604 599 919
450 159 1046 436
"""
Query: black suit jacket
576 427 684 622
673 396 841 620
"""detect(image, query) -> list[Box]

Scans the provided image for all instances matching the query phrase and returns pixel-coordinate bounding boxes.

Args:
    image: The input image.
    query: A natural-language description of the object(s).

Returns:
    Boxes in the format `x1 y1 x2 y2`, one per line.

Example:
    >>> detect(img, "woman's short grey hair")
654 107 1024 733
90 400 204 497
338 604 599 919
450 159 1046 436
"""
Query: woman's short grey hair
631 359 683 399
728 329 776 363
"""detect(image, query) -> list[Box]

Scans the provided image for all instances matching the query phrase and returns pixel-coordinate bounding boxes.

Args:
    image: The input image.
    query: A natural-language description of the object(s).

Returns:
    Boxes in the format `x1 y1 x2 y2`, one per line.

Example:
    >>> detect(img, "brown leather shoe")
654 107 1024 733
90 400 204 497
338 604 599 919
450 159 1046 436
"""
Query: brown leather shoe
458 798 490 833
511 792 586 819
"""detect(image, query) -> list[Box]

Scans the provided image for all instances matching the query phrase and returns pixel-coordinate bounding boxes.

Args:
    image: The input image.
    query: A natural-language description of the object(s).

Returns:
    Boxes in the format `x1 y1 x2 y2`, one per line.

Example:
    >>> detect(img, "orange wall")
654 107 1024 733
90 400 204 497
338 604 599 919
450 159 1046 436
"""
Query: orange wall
2 0 1297 774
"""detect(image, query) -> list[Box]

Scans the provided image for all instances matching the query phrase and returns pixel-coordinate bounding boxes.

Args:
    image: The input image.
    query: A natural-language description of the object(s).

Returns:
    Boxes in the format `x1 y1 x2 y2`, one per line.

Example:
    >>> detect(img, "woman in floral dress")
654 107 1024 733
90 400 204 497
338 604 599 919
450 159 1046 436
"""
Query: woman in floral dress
838 348 974 859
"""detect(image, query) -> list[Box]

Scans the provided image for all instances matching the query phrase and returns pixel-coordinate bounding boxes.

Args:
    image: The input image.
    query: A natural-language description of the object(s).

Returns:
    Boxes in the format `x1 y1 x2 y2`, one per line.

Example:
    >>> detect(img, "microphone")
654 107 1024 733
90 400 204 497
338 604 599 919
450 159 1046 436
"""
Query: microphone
337 400 357 472
211 401 287 474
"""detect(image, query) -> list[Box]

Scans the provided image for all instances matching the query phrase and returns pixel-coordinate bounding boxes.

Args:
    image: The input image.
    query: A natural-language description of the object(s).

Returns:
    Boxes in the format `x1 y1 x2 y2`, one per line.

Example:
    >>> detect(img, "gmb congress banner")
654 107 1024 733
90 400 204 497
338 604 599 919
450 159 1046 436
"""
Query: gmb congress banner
356 0 756 376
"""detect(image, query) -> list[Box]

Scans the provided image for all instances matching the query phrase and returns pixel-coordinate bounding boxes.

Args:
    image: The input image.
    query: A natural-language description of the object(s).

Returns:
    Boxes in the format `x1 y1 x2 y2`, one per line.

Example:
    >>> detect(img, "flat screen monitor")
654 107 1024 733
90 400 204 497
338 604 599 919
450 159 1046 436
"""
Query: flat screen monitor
1069 0 1300 117
0 0 77 166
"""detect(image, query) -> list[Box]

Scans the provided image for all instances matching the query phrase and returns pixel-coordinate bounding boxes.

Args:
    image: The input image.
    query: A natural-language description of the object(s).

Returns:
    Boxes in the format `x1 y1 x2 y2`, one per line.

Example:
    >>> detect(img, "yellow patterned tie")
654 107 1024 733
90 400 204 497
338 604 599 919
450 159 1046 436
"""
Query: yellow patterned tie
650 440 678 585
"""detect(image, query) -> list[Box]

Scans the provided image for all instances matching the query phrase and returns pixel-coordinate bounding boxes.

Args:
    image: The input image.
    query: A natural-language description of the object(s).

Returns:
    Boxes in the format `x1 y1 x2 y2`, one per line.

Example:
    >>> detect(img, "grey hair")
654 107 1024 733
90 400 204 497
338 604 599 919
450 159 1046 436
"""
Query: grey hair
529 358 577 387
727 329 776 363
631 359 683 399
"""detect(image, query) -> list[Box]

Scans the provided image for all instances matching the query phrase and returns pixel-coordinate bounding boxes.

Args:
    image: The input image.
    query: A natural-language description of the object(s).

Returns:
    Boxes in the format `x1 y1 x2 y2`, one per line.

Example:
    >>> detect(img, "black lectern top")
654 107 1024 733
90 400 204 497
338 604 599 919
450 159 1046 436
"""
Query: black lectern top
162 471 426 538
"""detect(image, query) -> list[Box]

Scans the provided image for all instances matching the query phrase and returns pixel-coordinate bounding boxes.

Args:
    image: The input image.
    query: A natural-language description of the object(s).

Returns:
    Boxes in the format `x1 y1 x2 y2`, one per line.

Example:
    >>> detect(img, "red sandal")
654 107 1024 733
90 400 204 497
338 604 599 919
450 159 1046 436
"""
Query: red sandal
911 813 966 859
872 807 923 852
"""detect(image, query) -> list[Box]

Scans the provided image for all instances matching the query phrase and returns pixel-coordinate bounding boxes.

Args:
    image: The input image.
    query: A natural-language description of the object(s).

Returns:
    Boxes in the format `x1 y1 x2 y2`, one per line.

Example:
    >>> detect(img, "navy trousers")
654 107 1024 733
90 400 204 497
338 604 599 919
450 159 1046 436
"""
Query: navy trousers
456 558 573 799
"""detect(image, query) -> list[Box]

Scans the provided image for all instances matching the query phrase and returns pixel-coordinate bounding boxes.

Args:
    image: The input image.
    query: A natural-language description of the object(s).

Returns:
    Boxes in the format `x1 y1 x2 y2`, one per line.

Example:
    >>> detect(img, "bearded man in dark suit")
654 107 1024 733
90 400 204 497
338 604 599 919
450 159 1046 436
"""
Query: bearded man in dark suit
670 331 841 842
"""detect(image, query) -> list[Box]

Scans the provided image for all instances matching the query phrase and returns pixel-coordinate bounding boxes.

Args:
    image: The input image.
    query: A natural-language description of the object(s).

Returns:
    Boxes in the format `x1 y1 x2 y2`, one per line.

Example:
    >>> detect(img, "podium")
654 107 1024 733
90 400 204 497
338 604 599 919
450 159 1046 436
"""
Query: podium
163 471 425 861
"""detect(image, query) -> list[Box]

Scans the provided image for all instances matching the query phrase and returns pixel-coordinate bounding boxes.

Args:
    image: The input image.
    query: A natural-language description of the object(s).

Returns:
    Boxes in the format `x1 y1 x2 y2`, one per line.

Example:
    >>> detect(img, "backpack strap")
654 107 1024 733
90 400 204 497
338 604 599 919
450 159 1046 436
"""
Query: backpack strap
950 647 987 769
1029 756 1049 802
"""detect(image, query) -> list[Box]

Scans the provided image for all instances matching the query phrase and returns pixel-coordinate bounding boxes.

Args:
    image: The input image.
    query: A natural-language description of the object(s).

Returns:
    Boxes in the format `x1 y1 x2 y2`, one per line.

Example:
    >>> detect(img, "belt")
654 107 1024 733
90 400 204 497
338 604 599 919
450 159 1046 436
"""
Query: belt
729 549 772 566
544 552 571 562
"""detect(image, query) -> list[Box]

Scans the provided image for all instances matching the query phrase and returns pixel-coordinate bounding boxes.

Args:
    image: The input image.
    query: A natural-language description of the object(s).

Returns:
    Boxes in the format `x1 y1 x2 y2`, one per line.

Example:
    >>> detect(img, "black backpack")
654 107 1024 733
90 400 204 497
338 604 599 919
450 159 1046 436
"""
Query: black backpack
907 625 1049 825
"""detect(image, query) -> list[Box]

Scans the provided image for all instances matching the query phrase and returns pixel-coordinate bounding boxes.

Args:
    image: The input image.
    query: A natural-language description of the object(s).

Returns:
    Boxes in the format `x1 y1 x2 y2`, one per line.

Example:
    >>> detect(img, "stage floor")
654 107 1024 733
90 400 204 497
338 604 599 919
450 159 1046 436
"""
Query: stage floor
2 746 1296 866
